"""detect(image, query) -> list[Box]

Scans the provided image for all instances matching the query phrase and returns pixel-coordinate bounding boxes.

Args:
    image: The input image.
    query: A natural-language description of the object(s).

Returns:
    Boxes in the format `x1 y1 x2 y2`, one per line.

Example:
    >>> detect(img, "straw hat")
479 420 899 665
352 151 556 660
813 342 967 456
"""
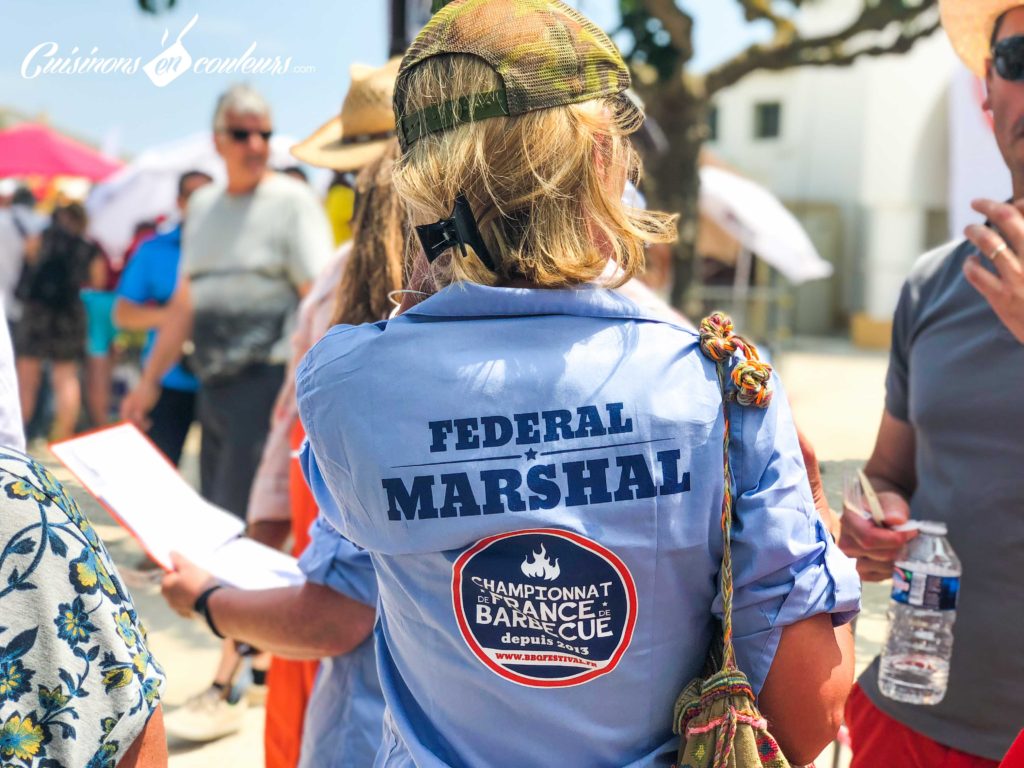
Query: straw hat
940 0 1024 77
291 57 401 172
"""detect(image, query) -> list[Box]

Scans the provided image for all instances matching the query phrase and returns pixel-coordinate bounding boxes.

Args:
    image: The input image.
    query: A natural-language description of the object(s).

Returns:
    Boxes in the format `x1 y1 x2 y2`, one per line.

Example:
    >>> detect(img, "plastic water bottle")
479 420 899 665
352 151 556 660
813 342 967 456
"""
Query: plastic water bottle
878 520 961 705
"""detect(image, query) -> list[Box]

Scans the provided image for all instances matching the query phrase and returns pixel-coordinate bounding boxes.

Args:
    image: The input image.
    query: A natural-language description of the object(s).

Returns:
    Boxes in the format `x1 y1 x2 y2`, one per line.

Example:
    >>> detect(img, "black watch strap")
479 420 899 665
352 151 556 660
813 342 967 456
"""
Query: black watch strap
193 585 225 639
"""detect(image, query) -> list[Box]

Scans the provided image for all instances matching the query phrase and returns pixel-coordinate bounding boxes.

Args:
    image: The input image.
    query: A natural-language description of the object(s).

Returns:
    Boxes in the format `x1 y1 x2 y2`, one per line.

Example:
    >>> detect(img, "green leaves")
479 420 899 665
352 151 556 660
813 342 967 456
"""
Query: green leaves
137 0 178 12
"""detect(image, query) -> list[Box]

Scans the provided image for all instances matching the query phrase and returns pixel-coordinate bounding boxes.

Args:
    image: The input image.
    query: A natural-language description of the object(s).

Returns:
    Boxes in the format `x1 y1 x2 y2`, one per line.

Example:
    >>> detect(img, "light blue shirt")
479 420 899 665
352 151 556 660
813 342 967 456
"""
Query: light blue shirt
297 283 860 768
297 516 384 768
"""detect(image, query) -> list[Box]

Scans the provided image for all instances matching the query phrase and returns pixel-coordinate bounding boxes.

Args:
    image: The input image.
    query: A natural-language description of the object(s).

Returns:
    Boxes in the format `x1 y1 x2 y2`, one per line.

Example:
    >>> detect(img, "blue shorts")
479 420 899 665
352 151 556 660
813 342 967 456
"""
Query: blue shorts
80 290 117 357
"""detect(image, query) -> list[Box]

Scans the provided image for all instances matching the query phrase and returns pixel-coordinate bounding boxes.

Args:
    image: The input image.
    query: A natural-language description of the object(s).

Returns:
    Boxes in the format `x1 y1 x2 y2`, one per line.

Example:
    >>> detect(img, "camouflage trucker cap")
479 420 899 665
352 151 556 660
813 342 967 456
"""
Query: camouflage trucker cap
394 0 632 151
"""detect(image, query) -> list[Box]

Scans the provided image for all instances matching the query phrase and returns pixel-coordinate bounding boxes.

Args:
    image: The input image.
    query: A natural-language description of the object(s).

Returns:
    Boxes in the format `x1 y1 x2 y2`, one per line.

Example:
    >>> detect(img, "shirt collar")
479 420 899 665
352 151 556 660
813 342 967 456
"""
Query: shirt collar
403 282 686 326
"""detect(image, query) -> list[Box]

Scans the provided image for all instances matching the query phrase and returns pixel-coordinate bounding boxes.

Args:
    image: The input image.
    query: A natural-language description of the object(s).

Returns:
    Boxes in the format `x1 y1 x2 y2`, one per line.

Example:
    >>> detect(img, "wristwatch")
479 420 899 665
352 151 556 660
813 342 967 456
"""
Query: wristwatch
193 585 225 639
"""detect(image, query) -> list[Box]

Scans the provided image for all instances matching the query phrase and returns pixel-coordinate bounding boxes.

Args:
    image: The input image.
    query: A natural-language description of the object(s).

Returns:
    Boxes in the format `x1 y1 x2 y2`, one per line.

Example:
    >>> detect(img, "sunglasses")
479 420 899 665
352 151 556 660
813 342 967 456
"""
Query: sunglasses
994 35 1024 81
223 127 273 143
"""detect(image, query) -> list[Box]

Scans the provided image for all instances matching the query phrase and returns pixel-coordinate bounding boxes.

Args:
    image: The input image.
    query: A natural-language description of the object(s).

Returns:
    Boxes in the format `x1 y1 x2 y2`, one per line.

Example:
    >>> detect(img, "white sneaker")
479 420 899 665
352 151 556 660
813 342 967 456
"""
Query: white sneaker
164 685 246 743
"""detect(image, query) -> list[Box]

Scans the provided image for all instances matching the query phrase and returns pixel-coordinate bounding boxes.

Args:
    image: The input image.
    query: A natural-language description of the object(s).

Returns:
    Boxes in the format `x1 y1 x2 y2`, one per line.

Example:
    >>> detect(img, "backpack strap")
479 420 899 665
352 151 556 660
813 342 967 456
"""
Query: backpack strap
697 312 773 672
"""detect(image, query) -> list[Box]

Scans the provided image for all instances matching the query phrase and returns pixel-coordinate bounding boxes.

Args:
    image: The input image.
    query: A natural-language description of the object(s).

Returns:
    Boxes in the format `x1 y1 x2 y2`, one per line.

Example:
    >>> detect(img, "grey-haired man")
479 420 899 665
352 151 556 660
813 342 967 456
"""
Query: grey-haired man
839 2 1024 765
121 84 333 741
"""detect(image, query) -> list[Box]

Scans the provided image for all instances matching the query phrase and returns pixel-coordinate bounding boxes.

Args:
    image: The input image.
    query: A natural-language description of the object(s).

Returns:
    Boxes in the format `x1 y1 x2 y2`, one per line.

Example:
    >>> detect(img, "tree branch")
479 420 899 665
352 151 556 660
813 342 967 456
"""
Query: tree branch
734 0 797 45
789 16 942 70
705 1 938 95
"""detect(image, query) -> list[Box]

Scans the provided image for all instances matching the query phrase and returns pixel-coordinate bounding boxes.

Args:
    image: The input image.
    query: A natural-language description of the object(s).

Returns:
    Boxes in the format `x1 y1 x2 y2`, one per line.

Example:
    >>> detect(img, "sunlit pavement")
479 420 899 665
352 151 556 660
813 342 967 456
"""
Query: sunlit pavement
32 337 891 767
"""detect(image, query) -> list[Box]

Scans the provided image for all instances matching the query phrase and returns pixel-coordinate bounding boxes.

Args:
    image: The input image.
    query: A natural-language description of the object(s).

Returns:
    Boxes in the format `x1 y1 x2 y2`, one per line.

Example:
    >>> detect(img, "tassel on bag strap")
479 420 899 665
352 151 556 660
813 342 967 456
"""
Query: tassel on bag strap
697 312 773 671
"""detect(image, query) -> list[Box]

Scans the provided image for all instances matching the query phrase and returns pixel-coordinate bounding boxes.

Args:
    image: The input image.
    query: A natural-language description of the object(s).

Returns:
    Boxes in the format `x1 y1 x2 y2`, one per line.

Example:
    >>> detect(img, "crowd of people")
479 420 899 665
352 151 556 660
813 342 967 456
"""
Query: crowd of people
1 0 1024 766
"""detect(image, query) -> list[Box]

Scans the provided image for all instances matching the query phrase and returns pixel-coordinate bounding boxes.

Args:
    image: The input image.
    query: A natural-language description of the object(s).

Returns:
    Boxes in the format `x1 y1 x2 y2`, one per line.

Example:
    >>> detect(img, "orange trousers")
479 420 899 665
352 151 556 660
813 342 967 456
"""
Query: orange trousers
263 420 321 768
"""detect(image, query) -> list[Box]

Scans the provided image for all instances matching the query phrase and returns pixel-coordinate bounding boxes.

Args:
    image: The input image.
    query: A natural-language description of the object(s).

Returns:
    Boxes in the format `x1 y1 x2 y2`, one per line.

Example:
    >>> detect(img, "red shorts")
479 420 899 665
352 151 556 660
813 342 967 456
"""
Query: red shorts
845 684 1000 768
1001 732 1024 768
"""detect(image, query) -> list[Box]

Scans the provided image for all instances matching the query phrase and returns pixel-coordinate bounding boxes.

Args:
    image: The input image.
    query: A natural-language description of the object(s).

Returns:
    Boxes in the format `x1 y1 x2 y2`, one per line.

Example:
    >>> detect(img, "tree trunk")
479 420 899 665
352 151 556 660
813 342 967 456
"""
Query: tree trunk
635 78 707 312
389 0 409 57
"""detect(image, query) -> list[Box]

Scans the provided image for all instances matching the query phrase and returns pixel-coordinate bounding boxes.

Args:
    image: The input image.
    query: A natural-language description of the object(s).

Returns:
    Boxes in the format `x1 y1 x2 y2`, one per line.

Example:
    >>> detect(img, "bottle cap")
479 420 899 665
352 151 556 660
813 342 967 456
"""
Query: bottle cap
916 520 948 536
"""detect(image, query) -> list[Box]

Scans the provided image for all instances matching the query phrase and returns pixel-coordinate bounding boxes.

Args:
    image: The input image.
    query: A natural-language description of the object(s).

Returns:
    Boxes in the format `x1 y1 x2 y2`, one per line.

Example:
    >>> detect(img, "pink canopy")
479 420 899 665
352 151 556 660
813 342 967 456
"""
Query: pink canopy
0 123 122 181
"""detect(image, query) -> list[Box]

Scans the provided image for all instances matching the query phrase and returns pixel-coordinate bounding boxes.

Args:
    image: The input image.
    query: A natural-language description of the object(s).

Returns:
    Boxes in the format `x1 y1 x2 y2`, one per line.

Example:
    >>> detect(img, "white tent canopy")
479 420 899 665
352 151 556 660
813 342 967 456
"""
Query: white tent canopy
86 132 312 263
698 165 832 285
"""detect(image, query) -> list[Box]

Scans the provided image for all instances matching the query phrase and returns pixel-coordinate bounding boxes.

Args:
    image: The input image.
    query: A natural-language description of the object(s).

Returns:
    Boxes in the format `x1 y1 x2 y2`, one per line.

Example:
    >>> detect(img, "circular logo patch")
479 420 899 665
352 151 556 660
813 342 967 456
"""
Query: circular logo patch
452 528 637 688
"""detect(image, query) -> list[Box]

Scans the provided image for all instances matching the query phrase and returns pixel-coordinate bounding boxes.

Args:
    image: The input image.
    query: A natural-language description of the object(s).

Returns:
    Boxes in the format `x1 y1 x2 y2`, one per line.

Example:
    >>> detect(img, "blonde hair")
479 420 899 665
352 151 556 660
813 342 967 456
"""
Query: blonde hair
331 140 408 326
394 55 676 289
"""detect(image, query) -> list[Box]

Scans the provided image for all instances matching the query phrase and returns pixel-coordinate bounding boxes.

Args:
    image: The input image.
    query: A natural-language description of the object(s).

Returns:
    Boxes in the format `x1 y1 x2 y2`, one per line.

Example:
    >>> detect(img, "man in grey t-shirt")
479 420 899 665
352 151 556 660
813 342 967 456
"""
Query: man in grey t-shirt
123 85 332 520
120 85 332 743
838 3 1024 764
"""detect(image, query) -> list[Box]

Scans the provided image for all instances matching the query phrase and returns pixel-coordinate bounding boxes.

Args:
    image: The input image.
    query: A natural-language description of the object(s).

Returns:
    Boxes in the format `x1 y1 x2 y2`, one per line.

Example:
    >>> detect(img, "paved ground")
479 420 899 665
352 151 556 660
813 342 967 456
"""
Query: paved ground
33 337 892 767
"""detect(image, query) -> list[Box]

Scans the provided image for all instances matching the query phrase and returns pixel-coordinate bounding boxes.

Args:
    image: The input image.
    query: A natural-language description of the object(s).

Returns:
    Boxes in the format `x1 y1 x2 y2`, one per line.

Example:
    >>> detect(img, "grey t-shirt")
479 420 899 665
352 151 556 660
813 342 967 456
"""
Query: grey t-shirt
183 172 333 381
859 238 1024 760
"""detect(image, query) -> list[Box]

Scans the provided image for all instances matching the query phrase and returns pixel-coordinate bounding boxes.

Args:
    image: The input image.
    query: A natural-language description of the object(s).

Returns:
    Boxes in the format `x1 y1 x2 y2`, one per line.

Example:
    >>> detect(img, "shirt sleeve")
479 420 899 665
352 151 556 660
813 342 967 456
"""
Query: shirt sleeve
285 186 334 289
298 436 355 541
885 280 915 422
116 245 150 303
295 330 369 543
720 374 861 694
298 514 378 607
0 455 165 766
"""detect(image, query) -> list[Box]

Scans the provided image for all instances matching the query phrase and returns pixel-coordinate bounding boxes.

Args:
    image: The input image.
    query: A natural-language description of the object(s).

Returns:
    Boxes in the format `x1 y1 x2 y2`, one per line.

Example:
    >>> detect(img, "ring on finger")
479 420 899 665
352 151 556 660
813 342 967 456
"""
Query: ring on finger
988 242 1010 261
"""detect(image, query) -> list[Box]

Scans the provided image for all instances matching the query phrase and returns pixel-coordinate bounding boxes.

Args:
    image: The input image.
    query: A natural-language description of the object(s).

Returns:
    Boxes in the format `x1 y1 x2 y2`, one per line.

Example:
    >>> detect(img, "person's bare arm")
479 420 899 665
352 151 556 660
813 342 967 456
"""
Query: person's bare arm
206 582 374 658
161 553 374 659
863 410 917 498
113 297 168 332
89 253 108 291
138 277 193 385
121 278 193 426
22 234 40 264
116 705 167 767
247 520 292 551
758 616 855 766
838 411 919 581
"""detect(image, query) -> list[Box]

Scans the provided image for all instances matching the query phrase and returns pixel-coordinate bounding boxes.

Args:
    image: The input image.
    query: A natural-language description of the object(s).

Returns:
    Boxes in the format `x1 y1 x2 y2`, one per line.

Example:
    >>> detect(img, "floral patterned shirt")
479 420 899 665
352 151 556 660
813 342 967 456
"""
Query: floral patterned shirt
0 449 165 767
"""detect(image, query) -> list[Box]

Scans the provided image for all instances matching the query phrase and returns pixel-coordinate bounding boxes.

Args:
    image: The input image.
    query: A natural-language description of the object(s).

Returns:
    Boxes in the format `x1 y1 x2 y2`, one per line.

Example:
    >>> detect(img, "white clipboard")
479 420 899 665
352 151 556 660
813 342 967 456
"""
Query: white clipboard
51 423 303 590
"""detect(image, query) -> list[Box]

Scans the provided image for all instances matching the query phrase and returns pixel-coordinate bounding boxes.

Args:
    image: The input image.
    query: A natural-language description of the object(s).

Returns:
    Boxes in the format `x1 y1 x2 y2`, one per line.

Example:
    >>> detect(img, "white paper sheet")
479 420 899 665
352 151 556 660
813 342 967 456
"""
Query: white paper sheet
51 423 303 588
193 537 304 590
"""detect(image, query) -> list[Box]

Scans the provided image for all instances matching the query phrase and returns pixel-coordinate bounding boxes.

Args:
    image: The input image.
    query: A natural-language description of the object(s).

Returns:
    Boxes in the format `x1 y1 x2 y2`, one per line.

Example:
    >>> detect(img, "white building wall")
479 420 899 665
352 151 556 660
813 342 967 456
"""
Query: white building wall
706 9 957 327
857 35 954 317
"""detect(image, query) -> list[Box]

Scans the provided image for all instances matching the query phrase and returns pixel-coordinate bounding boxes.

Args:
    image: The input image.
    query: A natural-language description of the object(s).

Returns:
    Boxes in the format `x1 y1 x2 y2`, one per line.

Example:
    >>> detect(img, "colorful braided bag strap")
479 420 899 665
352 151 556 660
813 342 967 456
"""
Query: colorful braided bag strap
671 312 791 768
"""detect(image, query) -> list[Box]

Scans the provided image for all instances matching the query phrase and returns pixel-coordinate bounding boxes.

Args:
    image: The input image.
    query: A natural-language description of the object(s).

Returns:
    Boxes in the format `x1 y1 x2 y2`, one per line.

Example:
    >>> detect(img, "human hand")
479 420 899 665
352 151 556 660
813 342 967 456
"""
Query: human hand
120 378 160 430
837 490 918 581
963 199 1024 343
160 552 217 618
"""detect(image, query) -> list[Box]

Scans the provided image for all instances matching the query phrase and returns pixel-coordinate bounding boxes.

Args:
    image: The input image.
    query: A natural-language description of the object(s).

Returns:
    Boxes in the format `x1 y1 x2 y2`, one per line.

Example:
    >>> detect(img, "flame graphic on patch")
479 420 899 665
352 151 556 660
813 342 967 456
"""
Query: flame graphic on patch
521 544 560 581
